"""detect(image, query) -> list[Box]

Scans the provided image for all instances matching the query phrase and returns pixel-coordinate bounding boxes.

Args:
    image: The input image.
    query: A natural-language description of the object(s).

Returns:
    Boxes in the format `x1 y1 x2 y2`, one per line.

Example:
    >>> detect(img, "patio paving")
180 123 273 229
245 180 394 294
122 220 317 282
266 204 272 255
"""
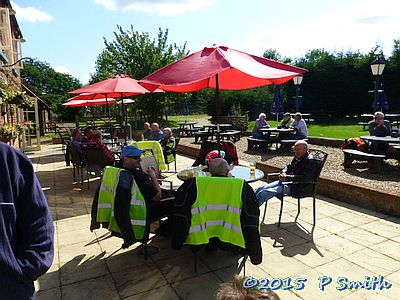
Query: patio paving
28 143 400 300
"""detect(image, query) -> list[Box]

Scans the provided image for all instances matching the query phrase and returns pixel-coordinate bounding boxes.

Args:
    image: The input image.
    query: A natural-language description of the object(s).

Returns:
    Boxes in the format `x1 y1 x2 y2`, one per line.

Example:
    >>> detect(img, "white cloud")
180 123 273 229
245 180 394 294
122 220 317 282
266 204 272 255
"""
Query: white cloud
53 65 74 76
240 0 400 59
11 1 53 23
94 0 215 16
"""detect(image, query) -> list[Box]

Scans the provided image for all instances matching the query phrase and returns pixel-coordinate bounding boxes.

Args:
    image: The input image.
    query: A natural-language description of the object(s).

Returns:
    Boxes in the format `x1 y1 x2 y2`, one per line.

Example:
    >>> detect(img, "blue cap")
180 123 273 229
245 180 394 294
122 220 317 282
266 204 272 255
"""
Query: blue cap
121 146 144 158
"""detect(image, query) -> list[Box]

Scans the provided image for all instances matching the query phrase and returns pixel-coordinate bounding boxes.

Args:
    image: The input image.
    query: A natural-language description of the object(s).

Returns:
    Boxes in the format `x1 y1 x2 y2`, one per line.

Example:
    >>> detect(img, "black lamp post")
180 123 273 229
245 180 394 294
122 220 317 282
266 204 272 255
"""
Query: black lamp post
370 56 386 111
293 74 303 112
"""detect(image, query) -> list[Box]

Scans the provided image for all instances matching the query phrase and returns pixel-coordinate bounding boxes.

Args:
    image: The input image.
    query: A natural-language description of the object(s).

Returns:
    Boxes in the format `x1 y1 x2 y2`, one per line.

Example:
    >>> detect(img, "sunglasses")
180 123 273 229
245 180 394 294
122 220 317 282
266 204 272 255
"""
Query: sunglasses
125 155 141 159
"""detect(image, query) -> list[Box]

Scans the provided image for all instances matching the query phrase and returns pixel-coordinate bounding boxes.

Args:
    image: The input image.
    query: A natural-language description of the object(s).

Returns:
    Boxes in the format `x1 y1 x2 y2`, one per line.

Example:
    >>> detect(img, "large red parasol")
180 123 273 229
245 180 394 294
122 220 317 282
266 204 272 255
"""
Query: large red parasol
62 98 117 107
140 46 308 116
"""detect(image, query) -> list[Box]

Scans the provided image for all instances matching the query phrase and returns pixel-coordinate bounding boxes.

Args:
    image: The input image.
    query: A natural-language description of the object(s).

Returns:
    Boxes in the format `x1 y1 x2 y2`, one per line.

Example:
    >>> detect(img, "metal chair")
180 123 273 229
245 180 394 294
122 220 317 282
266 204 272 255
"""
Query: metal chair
165 137 180 173
85 146 107 189
262 149 328 227
66 141 85 184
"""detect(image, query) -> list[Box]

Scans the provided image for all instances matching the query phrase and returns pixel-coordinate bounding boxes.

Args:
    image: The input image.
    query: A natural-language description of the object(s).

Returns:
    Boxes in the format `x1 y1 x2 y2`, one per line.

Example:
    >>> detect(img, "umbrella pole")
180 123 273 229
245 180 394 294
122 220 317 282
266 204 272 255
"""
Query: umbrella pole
121 96 127 144
215 74 221 122
106 96 112 138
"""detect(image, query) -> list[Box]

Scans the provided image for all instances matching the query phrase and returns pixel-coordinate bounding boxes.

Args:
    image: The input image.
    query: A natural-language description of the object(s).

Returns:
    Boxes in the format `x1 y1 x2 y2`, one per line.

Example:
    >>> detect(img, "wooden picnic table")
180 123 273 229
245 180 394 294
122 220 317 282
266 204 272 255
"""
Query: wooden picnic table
259 127 295 149
177 121 198 136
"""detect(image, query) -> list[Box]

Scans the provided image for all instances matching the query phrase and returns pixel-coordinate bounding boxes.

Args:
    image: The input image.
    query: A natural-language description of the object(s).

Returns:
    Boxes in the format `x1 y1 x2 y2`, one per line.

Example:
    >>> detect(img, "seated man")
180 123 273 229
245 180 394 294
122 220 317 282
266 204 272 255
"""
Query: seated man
291 112 308 139
85 130 115 165
369 111 391 137
149 122 163 141
94 146 174 248
143 122 151 140
252 113 270 139
160 127 176 164
172 158 262 265
71 128 85 162
280 112 294 129
255 140 318 206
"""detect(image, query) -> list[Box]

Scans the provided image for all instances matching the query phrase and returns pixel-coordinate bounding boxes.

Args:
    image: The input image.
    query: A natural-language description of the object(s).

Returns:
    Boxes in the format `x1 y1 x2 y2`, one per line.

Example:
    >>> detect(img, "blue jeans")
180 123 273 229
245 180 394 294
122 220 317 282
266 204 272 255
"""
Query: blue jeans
255 180 291 206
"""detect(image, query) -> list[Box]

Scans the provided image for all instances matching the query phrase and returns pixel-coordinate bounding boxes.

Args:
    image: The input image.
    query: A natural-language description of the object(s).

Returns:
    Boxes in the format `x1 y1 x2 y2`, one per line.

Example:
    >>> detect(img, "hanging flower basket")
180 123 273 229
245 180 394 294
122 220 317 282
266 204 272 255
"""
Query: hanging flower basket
0 124 17 143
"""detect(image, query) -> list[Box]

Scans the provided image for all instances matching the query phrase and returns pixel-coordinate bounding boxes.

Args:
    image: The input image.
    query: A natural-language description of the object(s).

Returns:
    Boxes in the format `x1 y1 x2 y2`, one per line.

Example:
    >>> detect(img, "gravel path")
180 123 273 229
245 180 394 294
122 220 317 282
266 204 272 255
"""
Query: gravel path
179 136 400 196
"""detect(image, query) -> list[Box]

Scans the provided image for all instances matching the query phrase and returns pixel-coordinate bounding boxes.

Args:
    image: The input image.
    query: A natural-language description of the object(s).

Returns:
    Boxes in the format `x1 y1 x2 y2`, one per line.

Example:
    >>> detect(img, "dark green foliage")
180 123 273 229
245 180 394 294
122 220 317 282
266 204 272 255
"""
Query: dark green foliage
21 59 82 121
91 26 189 120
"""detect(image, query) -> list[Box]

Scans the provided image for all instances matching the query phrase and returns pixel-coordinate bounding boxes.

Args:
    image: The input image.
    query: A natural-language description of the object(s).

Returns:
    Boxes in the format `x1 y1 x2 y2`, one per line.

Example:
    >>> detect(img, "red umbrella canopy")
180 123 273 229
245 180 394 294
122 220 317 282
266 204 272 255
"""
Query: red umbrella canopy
69 74 156 97
63 98 117 107
66 93 116 100
140 46 308 92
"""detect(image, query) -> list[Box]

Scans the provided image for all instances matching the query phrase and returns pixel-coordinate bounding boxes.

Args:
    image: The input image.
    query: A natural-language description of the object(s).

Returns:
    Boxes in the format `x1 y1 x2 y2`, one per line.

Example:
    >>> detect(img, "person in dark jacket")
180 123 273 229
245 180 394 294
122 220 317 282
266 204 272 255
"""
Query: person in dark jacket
172 158 262 265
0 141 54 300
91 145 174 248
255 140 318 206
369 111 392 137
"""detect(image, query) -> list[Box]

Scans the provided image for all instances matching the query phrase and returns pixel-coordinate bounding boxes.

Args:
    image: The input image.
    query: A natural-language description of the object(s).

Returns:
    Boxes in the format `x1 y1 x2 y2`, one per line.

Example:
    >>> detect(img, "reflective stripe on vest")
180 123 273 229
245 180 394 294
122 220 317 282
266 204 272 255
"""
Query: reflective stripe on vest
97 166 121 223
132 141 166 170
97 166 147 240
186 176 245 248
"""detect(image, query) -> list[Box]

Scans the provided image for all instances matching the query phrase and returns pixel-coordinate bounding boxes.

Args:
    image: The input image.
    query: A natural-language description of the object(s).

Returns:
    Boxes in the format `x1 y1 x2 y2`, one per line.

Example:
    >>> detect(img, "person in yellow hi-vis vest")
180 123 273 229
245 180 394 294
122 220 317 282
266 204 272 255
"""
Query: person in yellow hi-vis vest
172 158 262 265
160 127 176 164
94 145 175 249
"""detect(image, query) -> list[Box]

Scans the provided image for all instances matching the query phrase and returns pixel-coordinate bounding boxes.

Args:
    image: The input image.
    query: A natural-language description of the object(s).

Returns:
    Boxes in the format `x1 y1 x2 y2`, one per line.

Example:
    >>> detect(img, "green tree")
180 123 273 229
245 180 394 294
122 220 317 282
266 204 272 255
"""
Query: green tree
91 26 189 120
21 59 82 121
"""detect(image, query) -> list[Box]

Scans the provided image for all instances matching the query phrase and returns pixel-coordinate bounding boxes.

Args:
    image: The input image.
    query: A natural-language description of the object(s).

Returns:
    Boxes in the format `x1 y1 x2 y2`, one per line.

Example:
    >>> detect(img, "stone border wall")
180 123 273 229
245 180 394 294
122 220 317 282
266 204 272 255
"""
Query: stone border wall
177 143 400 217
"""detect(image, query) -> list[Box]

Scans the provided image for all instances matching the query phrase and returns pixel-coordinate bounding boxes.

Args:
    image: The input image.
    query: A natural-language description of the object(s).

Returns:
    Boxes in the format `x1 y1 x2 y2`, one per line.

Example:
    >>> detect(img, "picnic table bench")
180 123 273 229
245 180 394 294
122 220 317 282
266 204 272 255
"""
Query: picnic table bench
247 136 268 151
358 122 369 131
219 130 241 142
194 131 211 143
183 126 203 137
342 149 386 172
278 138 309 153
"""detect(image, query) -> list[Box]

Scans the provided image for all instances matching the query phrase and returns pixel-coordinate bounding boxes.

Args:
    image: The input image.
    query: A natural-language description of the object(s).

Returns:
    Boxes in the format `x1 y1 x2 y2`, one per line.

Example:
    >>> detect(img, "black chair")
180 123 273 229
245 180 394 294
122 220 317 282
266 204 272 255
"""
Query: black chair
85 146 107 189
262 149 328 227
180 177 257 274
56 128 70 154
66 141 85 184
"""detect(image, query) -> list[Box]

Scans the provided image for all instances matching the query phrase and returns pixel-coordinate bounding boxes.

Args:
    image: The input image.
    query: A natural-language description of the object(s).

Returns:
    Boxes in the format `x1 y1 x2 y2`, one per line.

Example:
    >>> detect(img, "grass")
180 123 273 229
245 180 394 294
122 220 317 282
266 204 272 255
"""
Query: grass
241 118 368 139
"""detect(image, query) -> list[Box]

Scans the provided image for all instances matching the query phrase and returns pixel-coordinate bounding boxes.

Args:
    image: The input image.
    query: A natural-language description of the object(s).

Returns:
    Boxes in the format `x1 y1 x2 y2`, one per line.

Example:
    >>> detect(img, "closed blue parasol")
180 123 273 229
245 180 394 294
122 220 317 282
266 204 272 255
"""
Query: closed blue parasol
183 99 190 116
372 84 389 111
270 85 284 121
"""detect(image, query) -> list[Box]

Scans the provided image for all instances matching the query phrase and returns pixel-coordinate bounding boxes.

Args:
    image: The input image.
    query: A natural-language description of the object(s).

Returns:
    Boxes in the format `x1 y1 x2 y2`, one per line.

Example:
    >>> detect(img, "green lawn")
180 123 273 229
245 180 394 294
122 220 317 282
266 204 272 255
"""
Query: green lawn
241 118 368 139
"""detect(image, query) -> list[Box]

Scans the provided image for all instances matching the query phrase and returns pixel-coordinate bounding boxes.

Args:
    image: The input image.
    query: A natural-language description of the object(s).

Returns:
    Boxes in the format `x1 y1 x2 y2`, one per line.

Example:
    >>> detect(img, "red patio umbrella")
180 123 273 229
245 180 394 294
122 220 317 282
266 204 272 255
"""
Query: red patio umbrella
140 45 308 117
62 98 117 107
69 74 163 138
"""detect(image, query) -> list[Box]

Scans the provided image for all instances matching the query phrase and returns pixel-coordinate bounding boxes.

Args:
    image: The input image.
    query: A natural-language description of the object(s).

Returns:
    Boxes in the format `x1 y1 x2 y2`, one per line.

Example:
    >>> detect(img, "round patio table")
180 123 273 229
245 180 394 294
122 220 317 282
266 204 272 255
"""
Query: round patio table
177 165 264 183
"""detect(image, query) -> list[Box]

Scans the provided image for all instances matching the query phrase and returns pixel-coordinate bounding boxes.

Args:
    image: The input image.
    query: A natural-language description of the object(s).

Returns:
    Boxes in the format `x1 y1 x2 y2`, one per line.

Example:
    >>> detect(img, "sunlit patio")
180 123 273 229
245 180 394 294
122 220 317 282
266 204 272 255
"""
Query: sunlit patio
30 142 400 300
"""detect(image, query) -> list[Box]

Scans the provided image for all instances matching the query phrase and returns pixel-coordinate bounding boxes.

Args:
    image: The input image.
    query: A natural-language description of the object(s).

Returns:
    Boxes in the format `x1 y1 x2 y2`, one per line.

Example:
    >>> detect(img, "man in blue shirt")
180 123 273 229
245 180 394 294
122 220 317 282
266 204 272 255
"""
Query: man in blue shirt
0 141 54 300
149 122 163 141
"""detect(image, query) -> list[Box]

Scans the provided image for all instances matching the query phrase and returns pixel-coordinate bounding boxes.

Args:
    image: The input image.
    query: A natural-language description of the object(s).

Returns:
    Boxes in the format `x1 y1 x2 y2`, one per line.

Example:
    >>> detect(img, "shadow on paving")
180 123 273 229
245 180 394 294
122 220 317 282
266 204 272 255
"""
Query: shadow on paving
35 166 99 222
261 221 323 258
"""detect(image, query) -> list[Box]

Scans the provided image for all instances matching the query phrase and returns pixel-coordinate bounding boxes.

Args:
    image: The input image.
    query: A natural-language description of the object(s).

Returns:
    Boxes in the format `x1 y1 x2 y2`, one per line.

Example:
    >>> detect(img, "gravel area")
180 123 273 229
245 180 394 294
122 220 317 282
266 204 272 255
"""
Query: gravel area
179 136 400 196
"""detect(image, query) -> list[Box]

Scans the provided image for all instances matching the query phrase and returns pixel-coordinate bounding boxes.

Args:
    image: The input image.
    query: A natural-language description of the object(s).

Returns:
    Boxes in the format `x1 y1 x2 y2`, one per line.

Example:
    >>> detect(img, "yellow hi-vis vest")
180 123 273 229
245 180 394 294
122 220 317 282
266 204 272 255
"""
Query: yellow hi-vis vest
163 138 176 164
131 141 166 170
97 166 147 240
186 176 245 248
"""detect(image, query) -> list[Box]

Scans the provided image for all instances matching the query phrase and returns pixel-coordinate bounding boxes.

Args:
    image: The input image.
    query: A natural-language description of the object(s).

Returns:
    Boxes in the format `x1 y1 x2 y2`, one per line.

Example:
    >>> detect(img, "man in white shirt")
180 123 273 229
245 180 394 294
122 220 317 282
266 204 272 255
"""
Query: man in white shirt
291 112 308 139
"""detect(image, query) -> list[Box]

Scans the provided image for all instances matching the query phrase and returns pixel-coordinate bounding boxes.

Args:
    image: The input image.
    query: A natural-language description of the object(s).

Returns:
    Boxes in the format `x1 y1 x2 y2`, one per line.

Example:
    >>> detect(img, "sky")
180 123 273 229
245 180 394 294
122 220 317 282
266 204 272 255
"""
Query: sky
12 0 400 84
